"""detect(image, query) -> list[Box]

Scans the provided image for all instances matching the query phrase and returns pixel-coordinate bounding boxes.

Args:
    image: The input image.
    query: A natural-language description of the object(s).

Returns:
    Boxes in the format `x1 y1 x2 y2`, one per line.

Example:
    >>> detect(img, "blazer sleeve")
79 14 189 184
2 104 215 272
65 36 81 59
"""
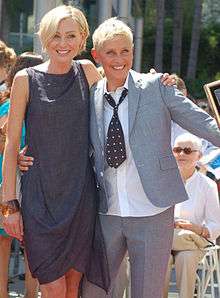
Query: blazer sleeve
158 78 220 148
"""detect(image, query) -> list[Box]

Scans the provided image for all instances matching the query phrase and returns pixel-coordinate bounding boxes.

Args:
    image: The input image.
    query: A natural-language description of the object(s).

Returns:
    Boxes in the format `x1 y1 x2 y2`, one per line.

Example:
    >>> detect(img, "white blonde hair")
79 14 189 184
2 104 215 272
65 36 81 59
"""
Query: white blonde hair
38 5 89 53
92 17 133 50
174 133 203 152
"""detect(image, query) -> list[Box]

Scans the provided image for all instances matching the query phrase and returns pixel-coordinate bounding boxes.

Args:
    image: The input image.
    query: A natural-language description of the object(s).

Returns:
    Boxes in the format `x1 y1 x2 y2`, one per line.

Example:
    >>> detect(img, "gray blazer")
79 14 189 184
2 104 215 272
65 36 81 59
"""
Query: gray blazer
90 70 220 213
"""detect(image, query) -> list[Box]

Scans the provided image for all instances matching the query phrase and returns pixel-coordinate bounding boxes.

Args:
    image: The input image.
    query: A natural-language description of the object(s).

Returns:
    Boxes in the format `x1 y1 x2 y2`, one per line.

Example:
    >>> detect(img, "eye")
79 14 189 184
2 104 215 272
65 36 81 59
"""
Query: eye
67 34 76 39
122 49 130 54
106 50 115 56
53 34 60 40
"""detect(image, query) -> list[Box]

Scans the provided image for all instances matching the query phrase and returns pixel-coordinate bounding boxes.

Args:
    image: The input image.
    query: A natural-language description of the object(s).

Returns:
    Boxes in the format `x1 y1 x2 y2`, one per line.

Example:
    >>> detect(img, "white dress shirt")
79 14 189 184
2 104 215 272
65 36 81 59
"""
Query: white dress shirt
175 170 220 240
103 75 168 217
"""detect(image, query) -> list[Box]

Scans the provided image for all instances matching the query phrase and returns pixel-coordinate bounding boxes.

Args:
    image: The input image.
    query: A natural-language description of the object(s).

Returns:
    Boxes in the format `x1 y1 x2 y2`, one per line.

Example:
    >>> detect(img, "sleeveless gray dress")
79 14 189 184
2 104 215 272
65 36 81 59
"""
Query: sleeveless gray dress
21 62 110 291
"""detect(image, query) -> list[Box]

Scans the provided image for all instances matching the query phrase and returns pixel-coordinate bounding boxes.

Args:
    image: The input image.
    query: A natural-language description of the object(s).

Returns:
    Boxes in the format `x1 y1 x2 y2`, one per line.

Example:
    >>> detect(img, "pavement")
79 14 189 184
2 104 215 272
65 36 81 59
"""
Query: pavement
8 251 40 298
8 253 214 298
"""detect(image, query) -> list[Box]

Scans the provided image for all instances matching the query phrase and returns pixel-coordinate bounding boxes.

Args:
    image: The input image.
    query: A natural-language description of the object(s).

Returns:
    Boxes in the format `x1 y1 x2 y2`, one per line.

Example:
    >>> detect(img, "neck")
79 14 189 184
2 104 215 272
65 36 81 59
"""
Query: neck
106 77 127 92
47 59 72 74
179 167 196 183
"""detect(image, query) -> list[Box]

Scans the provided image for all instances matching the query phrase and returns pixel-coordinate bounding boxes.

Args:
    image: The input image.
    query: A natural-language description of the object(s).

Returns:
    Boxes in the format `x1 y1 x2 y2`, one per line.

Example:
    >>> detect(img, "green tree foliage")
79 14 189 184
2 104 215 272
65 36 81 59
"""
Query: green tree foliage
6 0 33 17
142 0 220 98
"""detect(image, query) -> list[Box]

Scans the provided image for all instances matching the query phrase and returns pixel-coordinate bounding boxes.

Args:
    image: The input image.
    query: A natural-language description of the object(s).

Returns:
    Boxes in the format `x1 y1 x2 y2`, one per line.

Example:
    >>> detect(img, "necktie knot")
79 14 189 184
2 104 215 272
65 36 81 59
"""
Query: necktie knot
104 88 128 109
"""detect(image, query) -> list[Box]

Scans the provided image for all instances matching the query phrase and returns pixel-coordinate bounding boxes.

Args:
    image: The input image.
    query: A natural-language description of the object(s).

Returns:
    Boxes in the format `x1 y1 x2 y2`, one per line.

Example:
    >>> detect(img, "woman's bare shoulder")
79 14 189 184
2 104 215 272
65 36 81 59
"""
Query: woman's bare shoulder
14 68 29 80
11 69 29 101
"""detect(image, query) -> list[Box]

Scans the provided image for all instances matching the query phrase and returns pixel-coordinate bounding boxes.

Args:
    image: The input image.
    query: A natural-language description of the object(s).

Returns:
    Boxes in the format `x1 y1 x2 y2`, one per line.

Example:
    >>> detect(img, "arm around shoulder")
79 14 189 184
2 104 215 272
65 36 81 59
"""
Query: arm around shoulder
79 59 101 88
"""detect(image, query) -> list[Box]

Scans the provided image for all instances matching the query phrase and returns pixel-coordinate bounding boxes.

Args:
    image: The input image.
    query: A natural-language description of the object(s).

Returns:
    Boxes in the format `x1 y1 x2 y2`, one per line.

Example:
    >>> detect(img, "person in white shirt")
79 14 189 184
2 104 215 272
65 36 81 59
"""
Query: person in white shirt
164 133 220 298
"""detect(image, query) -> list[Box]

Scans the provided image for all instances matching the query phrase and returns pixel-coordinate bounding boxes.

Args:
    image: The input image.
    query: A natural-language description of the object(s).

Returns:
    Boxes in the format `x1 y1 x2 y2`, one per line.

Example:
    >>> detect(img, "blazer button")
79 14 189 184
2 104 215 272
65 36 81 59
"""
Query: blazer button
100 172 104 177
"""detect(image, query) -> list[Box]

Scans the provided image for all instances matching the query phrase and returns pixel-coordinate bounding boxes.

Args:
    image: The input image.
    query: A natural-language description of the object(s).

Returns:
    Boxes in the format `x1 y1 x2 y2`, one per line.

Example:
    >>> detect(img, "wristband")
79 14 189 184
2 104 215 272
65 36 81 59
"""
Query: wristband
0 199 20 217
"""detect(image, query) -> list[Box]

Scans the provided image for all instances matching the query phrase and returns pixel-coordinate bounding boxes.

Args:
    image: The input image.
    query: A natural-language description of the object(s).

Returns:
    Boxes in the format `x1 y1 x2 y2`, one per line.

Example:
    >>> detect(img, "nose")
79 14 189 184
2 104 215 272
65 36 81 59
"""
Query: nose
113 54 124 63
58 37 67 47
179 150 185 156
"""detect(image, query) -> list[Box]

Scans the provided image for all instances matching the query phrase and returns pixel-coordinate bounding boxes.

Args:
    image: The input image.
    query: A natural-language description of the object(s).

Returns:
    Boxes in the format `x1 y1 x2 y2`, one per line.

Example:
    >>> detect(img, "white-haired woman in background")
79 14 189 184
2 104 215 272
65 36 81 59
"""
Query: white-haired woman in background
164 133 220 298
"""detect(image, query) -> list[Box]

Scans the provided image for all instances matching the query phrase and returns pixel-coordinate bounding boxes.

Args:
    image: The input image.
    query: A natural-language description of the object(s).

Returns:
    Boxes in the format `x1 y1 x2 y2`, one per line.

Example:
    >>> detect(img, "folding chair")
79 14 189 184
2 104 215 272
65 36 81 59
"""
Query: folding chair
197 245 220 298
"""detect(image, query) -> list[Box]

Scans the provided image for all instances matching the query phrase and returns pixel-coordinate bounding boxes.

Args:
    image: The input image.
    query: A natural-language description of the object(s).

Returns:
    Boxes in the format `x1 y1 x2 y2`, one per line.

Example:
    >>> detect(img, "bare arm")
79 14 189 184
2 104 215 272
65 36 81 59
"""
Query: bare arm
2 70 28 200
175 220 210 238
1 70 28 240
79 59 102 88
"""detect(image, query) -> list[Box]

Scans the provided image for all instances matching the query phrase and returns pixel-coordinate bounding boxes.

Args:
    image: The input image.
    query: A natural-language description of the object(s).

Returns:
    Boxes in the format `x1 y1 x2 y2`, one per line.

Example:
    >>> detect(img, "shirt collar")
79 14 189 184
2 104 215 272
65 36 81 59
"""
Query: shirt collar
185 170 198 185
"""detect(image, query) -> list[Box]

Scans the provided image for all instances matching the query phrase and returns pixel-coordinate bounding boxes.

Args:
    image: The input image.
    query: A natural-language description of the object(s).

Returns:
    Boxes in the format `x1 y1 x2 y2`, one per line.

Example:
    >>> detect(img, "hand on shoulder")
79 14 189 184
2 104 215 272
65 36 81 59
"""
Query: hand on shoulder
148 68 176 86
78 59 101 88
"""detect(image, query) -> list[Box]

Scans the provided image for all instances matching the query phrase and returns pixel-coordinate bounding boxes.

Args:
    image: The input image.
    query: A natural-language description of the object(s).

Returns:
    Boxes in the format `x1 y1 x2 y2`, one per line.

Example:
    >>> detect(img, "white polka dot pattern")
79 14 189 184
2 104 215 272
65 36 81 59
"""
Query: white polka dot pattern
104 88 127 168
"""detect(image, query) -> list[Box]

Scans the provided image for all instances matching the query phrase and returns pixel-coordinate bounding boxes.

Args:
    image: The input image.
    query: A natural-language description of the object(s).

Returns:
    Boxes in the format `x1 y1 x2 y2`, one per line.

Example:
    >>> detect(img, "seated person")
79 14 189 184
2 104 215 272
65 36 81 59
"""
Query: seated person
171 74 219 158
163 133 220 298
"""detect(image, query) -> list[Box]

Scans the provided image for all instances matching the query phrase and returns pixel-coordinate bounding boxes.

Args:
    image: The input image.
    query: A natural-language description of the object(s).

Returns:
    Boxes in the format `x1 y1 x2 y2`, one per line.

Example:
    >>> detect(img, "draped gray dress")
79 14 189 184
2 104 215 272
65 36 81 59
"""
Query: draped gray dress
21 62 110 291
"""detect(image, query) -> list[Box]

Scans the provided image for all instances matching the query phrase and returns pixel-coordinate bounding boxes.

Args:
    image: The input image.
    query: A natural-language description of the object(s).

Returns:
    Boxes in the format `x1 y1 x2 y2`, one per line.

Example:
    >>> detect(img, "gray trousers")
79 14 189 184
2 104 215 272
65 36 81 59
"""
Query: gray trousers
82 207 174 298
110 256 129 298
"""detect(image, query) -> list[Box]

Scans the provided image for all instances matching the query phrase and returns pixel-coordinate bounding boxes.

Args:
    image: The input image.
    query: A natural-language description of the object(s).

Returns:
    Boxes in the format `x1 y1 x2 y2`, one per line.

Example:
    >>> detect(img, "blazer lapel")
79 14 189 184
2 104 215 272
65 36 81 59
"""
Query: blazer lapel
92 80 105 149
128 70 142 135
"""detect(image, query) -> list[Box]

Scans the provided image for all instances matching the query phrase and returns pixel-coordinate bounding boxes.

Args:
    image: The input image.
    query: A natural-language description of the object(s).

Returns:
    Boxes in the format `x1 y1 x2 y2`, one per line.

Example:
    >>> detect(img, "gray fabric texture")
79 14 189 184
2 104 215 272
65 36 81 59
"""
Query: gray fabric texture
21 63 110 290
82 208 174 298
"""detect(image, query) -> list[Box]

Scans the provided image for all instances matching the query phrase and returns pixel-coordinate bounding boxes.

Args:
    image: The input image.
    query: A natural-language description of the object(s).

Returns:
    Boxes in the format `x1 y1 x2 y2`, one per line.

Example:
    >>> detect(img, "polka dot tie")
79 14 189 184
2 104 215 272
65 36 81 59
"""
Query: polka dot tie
104 88 128 168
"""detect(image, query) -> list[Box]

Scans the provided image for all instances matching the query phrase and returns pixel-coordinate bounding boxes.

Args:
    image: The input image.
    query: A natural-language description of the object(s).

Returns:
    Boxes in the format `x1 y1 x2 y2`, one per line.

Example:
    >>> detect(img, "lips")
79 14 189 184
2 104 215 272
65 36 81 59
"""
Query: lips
112 65 125 70
56 50 70 55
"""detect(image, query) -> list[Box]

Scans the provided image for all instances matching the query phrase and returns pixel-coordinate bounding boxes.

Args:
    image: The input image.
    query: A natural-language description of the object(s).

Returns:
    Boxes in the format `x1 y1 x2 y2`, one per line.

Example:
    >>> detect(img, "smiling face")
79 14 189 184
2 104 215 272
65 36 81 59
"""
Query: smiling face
46 17 85 65
173 140 202 172
92 35 133 91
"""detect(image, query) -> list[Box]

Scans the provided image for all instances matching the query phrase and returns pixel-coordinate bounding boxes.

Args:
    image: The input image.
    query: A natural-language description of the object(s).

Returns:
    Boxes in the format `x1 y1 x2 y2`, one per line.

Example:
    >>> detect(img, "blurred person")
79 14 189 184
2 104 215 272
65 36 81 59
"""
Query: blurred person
197 99 210 114
0 40 16 298
0 40 16 92
0 52 42 298
171 74 219 158
163 133 220 298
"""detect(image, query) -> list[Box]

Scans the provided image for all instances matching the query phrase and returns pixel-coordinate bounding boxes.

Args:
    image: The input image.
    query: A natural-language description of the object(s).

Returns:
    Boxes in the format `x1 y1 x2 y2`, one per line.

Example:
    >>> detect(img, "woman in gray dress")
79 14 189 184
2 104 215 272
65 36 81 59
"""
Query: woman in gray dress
1 5 109 298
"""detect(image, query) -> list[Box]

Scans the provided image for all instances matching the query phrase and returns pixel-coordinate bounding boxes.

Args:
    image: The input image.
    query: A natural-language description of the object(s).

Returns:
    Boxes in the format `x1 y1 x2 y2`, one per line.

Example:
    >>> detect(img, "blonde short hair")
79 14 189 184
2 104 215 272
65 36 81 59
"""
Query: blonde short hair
38 5 89 53
92 17 133 50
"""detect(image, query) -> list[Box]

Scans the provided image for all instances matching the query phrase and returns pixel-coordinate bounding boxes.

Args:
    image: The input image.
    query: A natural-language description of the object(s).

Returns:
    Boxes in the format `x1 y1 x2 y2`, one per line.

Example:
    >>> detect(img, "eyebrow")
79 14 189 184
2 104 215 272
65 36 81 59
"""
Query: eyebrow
56 30 76 34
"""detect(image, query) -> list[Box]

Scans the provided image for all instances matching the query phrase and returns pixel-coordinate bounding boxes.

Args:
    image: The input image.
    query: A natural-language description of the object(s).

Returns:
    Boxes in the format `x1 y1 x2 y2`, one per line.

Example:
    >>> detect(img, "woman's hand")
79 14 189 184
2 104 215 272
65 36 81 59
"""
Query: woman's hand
18 146 34 171
200 226 210 238
175 219 193 230
3 211 23 241
149 68 176 86
175 219 210 238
